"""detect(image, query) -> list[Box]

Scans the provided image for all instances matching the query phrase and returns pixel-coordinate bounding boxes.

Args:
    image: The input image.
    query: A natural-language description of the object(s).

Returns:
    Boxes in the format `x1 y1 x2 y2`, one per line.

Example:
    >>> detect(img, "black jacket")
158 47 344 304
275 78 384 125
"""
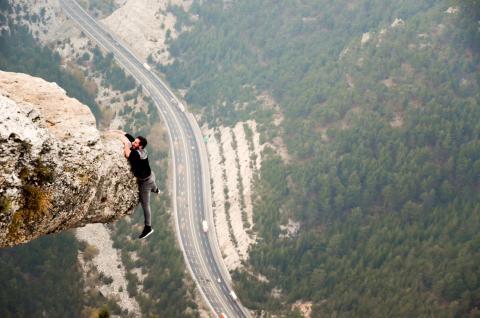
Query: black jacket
125 134 151 179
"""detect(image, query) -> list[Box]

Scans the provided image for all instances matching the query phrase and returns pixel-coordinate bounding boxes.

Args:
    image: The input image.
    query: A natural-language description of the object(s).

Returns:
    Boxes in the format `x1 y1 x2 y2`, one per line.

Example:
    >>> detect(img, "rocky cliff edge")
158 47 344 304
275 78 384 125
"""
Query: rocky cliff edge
0 71 137 248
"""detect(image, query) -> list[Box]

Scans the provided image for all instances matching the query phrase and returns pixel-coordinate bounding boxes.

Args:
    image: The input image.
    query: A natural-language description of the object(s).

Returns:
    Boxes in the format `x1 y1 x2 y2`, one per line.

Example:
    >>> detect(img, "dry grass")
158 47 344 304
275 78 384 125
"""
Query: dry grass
7 186 53 241
22 185 52 221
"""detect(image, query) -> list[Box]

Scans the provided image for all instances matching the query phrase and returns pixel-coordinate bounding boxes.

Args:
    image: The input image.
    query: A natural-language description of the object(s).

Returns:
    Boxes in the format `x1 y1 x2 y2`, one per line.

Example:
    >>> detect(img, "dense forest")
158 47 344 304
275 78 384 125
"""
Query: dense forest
162 0 480 316
0 233 84 318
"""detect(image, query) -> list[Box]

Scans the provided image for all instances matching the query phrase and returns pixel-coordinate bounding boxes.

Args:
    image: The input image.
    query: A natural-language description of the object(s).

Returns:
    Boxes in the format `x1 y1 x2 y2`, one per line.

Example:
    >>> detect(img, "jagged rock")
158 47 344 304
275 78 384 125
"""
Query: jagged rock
391 18 405 28
0 71 137 248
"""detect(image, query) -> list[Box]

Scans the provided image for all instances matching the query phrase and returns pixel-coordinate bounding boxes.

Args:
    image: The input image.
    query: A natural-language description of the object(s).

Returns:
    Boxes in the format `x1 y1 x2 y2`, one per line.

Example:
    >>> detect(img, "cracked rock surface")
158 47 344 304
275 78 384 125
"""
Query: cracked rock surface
0 71 137 248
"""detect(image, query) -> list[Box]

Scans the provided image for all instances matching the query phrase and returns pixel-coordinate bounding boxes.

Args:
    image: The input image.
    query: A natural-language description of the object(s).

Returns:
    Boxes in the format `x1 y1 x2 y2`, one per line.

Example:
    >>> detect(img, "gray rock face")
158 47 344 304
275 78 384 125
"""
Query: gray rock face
0 71 138 248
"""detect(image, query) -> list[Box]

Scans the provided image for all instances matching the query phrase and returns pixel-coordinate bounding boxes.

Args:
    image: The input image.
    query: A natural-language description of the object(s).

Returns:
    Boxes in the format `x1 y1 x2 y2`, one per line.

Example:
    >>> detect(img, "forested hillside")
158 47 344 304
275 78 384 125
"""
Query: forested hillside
162 0 480 316
0 13 101 121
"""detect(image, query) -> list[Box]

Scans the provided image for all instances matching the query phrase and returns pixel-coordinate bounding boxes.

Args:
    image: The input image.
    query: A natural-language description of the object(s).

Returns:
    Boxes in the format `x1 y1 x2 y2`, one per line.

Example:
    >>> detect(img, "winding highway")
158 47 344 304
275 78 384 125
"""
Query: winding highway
59 1 250 317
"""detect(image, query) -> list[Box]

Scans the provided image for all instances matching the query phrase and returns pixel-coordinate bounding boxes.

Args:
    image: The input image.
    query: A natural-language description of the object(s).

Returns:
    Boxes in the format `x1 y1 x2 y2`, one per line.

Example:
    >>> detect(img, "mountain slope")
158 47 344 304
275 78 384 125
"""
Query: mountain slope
161 1 480 316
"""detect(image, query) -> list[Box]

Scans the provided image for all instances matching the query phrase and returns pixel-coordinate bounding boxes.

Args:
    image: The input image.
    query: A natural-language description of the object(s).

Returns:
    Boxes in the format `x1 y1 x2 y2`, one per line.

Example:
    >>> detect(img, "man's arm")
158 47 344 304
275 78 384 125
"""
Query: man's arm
123 137 132 158
124 133 135 143
108 130 133 158
123 133 135 158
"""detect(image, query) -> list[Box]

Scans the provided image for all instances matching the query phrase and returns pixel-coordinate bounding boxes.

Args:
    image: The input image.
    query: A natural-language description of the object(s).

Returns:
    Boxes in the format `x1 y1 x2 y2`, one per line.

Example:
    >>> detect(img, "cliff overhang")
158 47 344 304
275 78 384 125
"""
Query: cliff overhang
0 71 138 248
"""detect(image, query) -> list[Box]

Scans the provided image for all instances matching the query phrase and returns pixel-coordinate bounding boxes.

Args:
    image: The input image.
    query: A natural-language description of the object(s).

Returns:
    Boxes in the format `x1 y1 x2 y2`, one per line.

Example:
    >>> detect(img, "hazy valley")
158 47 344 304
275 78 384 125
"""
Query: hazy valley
0 0 479 317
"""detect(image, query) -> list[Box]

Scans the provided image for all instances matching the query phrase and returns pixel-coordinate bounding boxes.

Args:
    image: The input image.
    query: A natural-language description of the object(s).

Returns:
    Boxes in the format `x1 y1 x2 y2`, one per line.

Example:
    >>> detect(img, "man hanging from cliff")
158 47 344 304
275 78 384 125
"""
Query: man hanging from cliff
111 130 159 239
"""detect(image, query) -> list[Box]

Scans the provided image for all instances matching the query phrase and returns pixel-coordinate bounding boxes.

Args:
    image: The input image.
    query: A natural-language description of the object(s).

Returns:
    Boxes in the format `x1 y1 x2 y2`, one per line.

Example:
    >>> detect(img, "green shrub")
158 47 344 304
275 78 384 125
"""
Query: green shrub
83 244 100 261
0 196 11 214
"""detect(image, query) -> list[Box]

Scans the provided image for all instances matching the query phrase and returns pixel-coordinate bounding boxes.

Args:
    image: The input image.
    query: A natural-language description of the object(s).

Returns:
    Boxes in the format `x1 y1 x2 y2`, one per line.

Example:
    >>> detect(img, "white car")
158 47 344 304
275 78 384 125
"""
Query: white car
202 220 208 233
230 290 238 301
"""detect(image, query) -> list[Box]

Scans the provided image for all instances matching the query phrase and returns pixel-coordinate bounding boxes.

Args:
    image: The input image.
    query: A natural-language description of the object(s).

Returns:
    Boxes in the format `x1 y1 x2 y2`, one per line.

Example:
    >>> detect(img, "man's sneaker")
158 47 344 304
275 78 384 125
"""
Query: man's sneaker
139 226 154 239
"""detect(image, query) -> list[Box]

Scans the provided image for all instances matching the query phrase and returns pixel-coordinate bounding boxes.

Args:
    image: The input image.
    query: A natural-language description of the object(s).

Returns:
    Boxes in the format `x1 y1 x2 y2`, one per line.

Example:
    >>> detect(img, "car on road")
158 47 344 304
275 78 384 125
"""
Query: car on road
202 220 208 233
178 102 186 112
230 290 238 301
219 313 227 318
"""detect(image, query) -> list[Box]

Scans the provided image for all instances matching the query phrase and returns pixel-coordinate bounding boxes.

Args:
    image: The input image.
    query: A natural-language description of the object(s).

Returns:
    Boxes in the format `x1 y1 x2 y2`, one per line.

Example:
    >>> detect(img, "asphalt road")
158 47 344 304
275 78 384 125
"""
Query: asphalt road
59 1 250 317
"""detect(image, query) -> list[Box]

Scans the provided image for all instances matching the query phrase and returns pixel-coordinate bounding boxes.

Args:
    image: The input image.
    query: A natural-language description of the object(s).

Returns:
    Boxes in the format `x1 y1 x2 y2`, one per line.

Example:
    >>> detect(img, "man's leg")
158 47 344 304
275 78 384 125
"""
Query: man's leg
150 172 159 193
139 179 152 227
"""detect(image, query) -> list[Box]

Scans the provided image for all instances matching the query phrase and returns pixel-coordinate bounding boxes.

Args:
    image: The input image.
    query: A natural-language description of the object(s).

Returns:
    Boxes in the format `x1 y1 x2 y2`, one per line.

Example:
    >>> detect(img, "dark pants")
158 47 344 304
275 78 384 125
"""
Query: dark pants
138 172 157 226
